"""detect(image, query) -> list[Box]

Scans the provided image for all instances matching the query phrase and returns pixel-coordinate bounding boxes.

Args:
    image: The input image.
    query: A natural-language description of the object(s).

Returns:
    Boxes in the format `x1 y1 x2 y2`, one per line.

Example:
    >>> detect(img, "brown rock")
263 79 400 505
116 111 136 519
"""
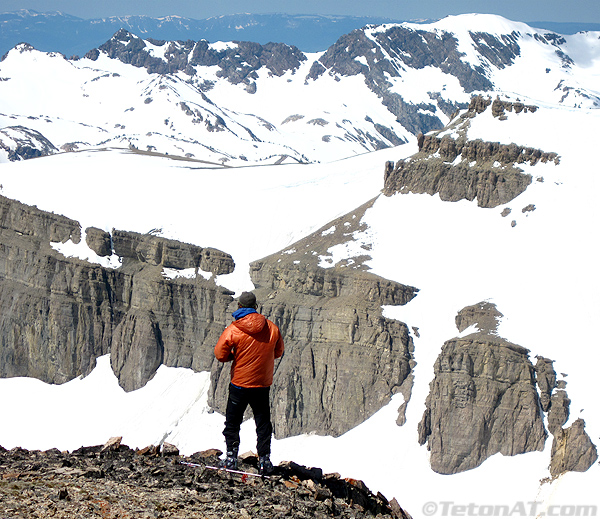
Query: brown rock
0 443 409 518
161 442 179 457
549 418 598 477
455 301 503 334
101 436 122 452
382 99 559 209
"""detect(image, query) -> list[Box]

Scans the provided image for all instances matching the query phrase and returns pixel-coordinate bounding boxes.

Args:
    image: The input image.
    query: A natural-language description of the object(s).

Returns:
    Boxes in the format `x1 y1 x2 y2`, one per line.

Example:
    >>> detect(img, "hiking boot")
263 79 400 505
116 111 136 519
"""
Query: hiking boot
219 445 238 470
259 454 273 475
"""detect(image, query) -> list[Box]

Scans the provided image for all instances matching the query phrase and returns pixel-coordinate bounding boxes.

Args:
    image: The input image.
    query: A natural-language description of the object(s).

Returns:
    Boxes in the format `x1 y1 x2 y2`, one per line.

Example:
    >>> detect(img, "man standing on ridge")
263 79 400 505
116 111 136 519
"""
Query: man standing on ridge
214 291 284 475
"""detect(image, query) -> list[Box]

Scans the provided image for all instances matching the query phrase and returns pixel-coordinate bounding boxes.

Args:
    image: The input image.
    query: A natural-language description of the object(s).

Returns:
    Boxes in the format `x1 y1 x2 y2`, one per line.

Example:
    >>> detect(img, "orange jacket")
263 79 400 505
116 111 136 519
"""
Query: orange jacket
214 312 284 388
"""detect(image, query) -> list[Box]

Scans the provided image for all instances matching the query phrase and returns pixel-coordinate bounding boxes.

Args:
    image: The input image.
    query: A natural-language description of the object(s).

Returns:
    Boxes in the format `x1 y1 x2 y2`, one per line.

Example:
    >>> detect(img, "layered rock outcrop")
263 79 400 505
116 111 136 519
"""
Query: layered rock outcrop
417 334 547 474
382 96 560 208
111 229 234 274
0 194 418 438
0 194 235 392
419 301 598 476
532 357 597 476
209 200 418 438
534 356 556 413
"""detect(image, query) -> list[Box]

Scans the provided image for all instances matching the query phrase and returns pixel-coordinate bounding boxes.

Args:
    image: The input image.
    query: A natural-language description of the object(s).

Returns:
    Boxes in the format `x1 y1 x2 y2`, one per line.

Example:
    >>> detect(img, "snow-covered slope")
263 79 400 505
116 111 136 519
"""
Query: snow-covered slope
0 13 599 518
0 41 408 165
1 97 599 516
1 14 600 167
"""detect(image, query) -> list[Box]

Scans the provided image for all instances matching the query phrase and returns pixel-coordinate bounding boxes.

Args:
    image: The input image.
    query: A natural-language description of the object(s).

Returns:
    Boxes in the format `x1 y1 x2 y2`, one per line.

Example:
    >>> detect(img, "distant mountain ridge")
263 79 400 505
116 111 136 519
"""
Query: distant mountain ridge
3 9 599 60
2 14 600 167
0 9 408 58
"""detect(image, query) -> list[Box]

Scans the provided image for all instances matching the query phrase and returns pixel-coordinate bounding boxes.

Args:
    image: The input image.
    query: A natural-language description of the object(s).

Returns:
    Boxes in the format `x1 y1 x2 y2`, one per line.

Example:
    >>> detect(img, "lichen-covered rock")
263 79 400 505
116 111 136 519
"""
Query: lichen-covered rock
549 418 598 477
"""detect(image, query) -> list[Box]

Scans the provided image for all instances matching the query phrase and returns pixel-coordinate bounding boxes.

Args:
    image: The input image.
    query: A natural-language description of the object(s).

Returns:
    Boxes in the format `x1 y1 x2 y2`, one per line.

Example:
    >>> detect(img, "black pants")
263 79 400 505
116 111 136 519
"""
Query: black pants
223 384 273 457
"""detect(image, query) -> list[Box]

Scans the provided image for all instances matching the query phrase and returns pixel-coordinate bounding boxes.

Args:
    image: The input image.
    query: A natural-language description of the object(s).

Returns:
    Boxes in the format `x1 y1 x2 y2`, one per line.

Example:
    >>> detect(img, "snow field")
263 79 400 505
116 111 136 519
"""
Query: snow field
0 105 598 515
1 14 600 517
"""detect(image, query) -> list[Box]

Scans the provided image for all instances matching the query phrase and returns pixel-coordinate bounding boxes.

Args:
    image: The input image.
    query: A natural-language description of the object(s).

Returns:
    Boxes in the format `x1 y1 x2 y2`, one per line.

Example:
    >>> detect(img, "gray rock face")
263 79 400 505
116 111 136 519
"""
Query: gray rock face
85 227 112 257
0 194 234 390
535 356 557 413
419 301 598 477
87 29 307 87
547 390 571 435
0 125 58 161
0 202 112 383
0 193 80 243
111 308 165 392
383 96 560 208
540 372 598 476
112 229 235 274
0 193 419 439
209 201 419 438
549 418 598 477
418 334 547 474
418 302 549 474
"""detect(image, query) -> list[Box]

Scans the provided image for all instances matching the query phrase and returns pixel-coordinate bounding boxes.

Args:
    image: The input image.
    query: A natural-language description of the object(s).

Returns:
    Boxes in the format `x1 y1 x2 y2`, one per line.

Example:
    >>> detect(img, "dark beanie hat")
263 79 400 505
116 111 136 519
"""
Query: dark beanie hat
238 291 257 308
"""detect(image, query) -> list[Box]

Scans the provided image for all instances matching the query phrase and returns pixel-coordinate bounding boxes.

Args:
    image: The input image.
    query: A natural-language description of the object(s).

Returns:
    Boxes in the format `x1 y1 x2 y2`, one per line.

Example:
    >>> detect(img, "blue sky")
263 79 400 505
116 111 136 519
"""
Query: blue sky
3 0 599 24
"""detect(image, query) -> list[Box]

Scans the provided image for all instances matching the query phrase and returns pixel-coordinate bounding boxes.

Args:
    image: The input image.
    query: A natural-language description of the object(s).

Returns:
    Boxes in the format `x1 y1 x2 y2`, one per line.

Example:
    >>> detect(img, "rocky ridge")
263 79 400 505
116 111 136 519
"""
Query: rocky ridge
418 301 598 475
0 438 412 518
210 199 419 438
0 193 235 390
0 125 58 162
85 29 307 90
81 22 586 144
0 192 419 438
306 26 475 135
383 96 560 208
549 418 598 477
4 17 600 167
